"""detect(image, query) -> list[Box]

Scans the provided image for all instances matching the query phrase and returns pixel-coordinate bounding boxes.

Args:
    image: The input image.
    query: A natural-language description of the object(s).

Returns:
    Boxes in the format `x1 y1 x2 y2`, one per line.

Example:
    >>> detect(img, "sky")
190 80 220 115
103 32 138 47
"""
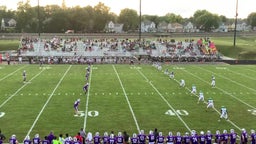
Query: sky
0 0 255 18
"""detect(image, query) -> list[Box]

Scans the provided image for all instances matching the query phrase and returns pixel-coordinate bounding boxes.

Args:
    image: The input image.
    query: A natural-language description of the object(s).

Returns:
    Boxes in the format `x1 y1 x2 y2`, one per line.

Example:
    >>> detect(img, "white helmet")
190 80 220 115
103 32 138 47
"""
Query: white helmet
68 136 73 141
185 132 189 136
149 130 153 135
104 132 108 136
118 132 122 136
177 132 181 136
230 129 234 133
242 128 246 132
216 130 220 134
168 132 173 136
133 133 137 138
159 132 162 136
200 131 204 135
251 129 255 134
35 134 39 138
207 130 211 134
110 134 114 138
95 132 99 136
223 130 227 134
12 135 16 138
140 130 144 134
25 136 30 140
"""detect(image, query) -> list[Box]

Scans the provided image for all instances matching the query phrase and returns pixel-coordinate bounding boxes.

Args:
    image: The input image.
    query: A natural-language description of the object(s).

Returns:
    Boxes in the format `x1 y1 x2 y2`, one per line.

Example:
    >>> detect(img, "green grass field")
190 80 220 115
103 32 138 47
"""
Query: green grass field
0 63 255 141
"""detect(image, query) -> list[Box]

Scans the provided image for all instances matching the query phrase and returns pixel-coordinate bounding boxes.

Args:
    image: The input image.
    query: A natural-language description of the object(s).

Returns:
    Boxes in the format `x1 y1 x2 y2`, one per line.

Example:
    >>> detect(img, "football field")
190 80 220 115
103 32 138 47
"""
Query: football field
0 64 256 140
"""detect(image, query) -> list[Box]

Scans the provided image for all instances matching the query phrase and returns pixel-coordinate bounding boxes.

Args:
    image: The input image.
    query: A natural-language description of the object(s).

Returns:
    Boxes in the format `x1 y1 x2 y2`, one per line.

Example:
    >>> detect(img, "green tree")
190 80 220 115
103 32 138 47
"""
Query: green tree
93 2 111 32
118 8 138 31
247 12 256 28
193 10 220 32
164 13 183 23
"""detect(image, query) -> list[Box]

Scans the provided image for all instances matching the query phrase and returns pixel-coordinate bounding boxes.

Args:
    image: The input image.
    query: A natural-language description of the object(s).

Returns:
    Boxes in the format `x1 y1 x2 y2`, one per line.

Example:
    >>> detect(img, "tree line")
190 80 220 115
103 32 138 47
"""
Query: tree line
0 0 256 33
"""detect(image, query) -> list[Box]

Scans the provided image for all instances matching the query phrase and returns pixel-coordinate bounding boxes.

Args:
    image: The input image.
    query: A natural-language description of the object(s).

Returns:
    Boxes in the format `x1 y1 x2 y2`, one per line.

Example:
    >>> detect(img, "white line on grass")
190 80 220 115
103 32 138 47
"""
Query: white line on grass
181 69 256 109
196 66 256 93
112 65 141 133
25 65 72 138
0 65 27 82
245 68 256 73
171 78 242 131
0 69 45 108
137 69 192 132
83 65 93 131
226 69 256 81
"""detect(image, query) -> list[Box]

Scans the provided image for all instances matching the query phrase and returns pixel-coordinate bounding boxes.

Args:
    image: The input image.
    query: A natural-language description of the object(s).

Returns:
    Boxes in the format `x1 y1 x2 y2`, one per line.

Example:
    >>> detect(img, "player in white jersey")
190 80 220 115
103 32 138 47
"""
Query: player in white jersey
191 85 197 94
164 69 169 75
169 71 174 79
206 98 214 110
180 79 185 87
197 91 204 104
211 75 216 88
219 106 228 121
23 70 27 83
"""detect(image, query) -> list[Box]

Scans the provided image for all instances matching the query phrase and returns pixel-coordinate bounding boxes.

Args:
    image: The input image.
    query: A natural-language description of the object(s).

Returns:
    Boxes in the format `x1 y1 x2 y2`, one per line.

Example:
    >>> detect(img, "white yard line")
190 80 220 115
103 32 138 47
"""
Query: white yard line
0 69 45 108
226 69 256 81
137 69 192 132
182 69 256 109
245 68 256 73
0 65 27 82
172 78 242 131
197 66 256 93
112 65 141 133
25 65 72 137
83 65 93 131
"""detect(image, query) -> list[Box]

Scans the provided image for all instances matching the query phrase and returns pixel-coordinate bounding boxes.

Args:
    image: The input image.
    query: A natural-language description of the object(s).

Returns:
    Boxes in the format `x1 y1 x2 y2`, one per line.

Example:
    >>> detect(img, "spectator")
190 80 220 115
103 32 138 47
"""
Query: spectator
0 129 6 141
153 128 159 142
75 132 83 143
79 128 86 144
123 131 129 144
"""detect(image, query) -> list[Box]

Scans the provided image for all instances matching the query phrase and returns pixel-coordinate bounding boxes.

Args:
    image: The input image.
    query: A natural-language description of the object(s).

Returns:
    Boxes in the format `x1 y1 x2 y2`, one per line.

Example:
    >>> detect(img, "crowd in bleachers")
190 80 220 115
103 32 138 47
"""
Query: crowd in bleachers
0 128 255 144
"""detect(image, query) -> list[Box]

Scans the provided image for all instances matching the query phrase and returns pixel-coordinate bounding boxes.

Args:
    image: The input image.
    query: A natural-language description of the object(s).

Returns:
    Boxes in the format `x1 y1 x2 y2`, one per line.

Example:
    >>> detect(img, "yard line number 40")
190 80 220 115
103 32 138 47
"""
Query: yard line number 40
165 109 189 116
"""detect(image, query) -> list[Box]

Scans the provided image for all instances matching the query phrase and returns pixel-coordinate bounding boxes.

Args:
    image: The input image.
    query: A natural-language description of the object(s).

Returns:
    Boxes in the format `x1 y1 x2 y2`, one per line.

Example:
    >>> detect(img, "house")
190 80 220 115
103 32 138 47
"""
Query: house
217 23 228 32
183 22 194 32
1 18 17 31
141 20 156 32
157 21 168 32
168 22 183 32
105 21 124 33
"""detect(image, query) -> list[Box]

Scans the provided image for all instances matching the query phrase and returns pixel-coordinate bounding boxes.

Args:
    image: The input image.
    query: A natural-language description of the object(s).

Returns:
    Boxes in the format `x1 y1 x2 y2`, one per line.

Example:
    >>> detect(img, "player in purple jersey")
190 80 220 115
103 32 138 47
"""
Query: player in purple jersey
190 133 199 144
215 130 221 144
241 128 248 144
64 137 73 144
166 132 175 144
85 71 90 81
175 132 183 144
9 135 18 144
220 130 229 144
148 130 155 144
183 132 190 144
108 134 116 144
229 129 237 144
74 99 80 115
24 136 32 144
250 129 256 144
93 132 101 144
131 133 139 144
73 137 81 144
47 131 55 144
42 136 50 144
32 134 40 144
0 138 3 144
138 130 146 144
102 132 110 144
156 132 164 144
198 131 206 144
205 130 213 144
83 83 89 94
116 132 124 144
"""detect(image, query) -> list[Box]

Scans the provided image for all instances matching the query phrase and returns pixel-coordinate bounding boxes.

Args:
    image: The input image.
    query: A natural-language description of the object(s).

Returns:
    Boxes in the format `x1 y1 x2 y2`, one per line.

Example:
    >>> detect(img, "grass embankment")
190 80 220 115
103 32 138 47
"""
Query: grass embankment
0 40 20 51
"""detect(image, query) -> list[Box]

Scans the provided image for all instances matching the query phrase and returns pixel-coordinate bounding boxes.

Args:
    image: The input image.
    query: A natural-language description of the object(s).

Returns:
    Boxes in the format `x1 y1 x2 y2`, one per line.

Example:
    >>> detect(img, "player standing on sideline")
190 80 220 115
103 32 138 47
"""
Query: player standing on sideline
83 83 89 95
9 135 18 144
74 99 80 116
229 129 237 144
250 129 256 144
206 98 214 111
33 134 40 144
218 106 228 121
102 132 110 144
215 130 221 144
175 132 183 144
211 75 215 88
241 128 248 144
198 131 206 144
156 132 164 144
130 133 139 144
169 71 174 79
180 79 185 87
166 132 175 144
205 130 213 144
148 130 155 144
191 84 197 94
164 69 169 75
198 91 204 104
138 130 146 144
93 132 101 144
24 136 32 144
23 70 27 83
183 132 191 144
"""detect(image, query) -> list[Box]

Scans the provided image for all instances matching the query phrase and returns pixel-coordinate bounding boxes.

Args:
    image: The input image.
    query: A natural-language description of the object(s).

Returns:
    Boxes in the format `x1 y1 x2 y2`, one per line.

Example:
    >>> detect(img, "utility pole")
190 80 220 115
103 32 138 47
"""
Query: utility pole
233 0 238 47
38 0 40 37
139 0 142 41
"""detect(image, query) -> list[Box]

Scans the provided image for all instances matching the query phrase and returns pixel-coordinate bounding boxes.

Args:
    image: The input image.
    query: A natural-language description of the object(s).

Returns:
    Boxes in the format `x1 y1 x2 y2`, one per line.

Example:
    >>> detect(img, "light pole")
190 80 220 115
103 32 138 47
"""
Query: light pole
139 0 141 41
233 0 238 47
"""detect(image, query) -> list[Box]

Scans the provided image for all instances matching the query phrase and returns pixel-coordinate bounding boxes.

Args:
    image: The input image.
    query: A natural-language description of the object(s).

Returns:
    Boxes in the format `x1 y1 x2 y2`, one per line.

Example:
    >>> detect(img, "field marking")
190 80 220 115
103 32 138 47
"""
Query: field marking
0 65 27 82
245 68 256 73
112 65 141 133
25 65 72 138
0 69 45 108
197 66 256 93
171 77 242 131
226 69 256 81
182 69 256 110
137 69 192 132
83 65 93 131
